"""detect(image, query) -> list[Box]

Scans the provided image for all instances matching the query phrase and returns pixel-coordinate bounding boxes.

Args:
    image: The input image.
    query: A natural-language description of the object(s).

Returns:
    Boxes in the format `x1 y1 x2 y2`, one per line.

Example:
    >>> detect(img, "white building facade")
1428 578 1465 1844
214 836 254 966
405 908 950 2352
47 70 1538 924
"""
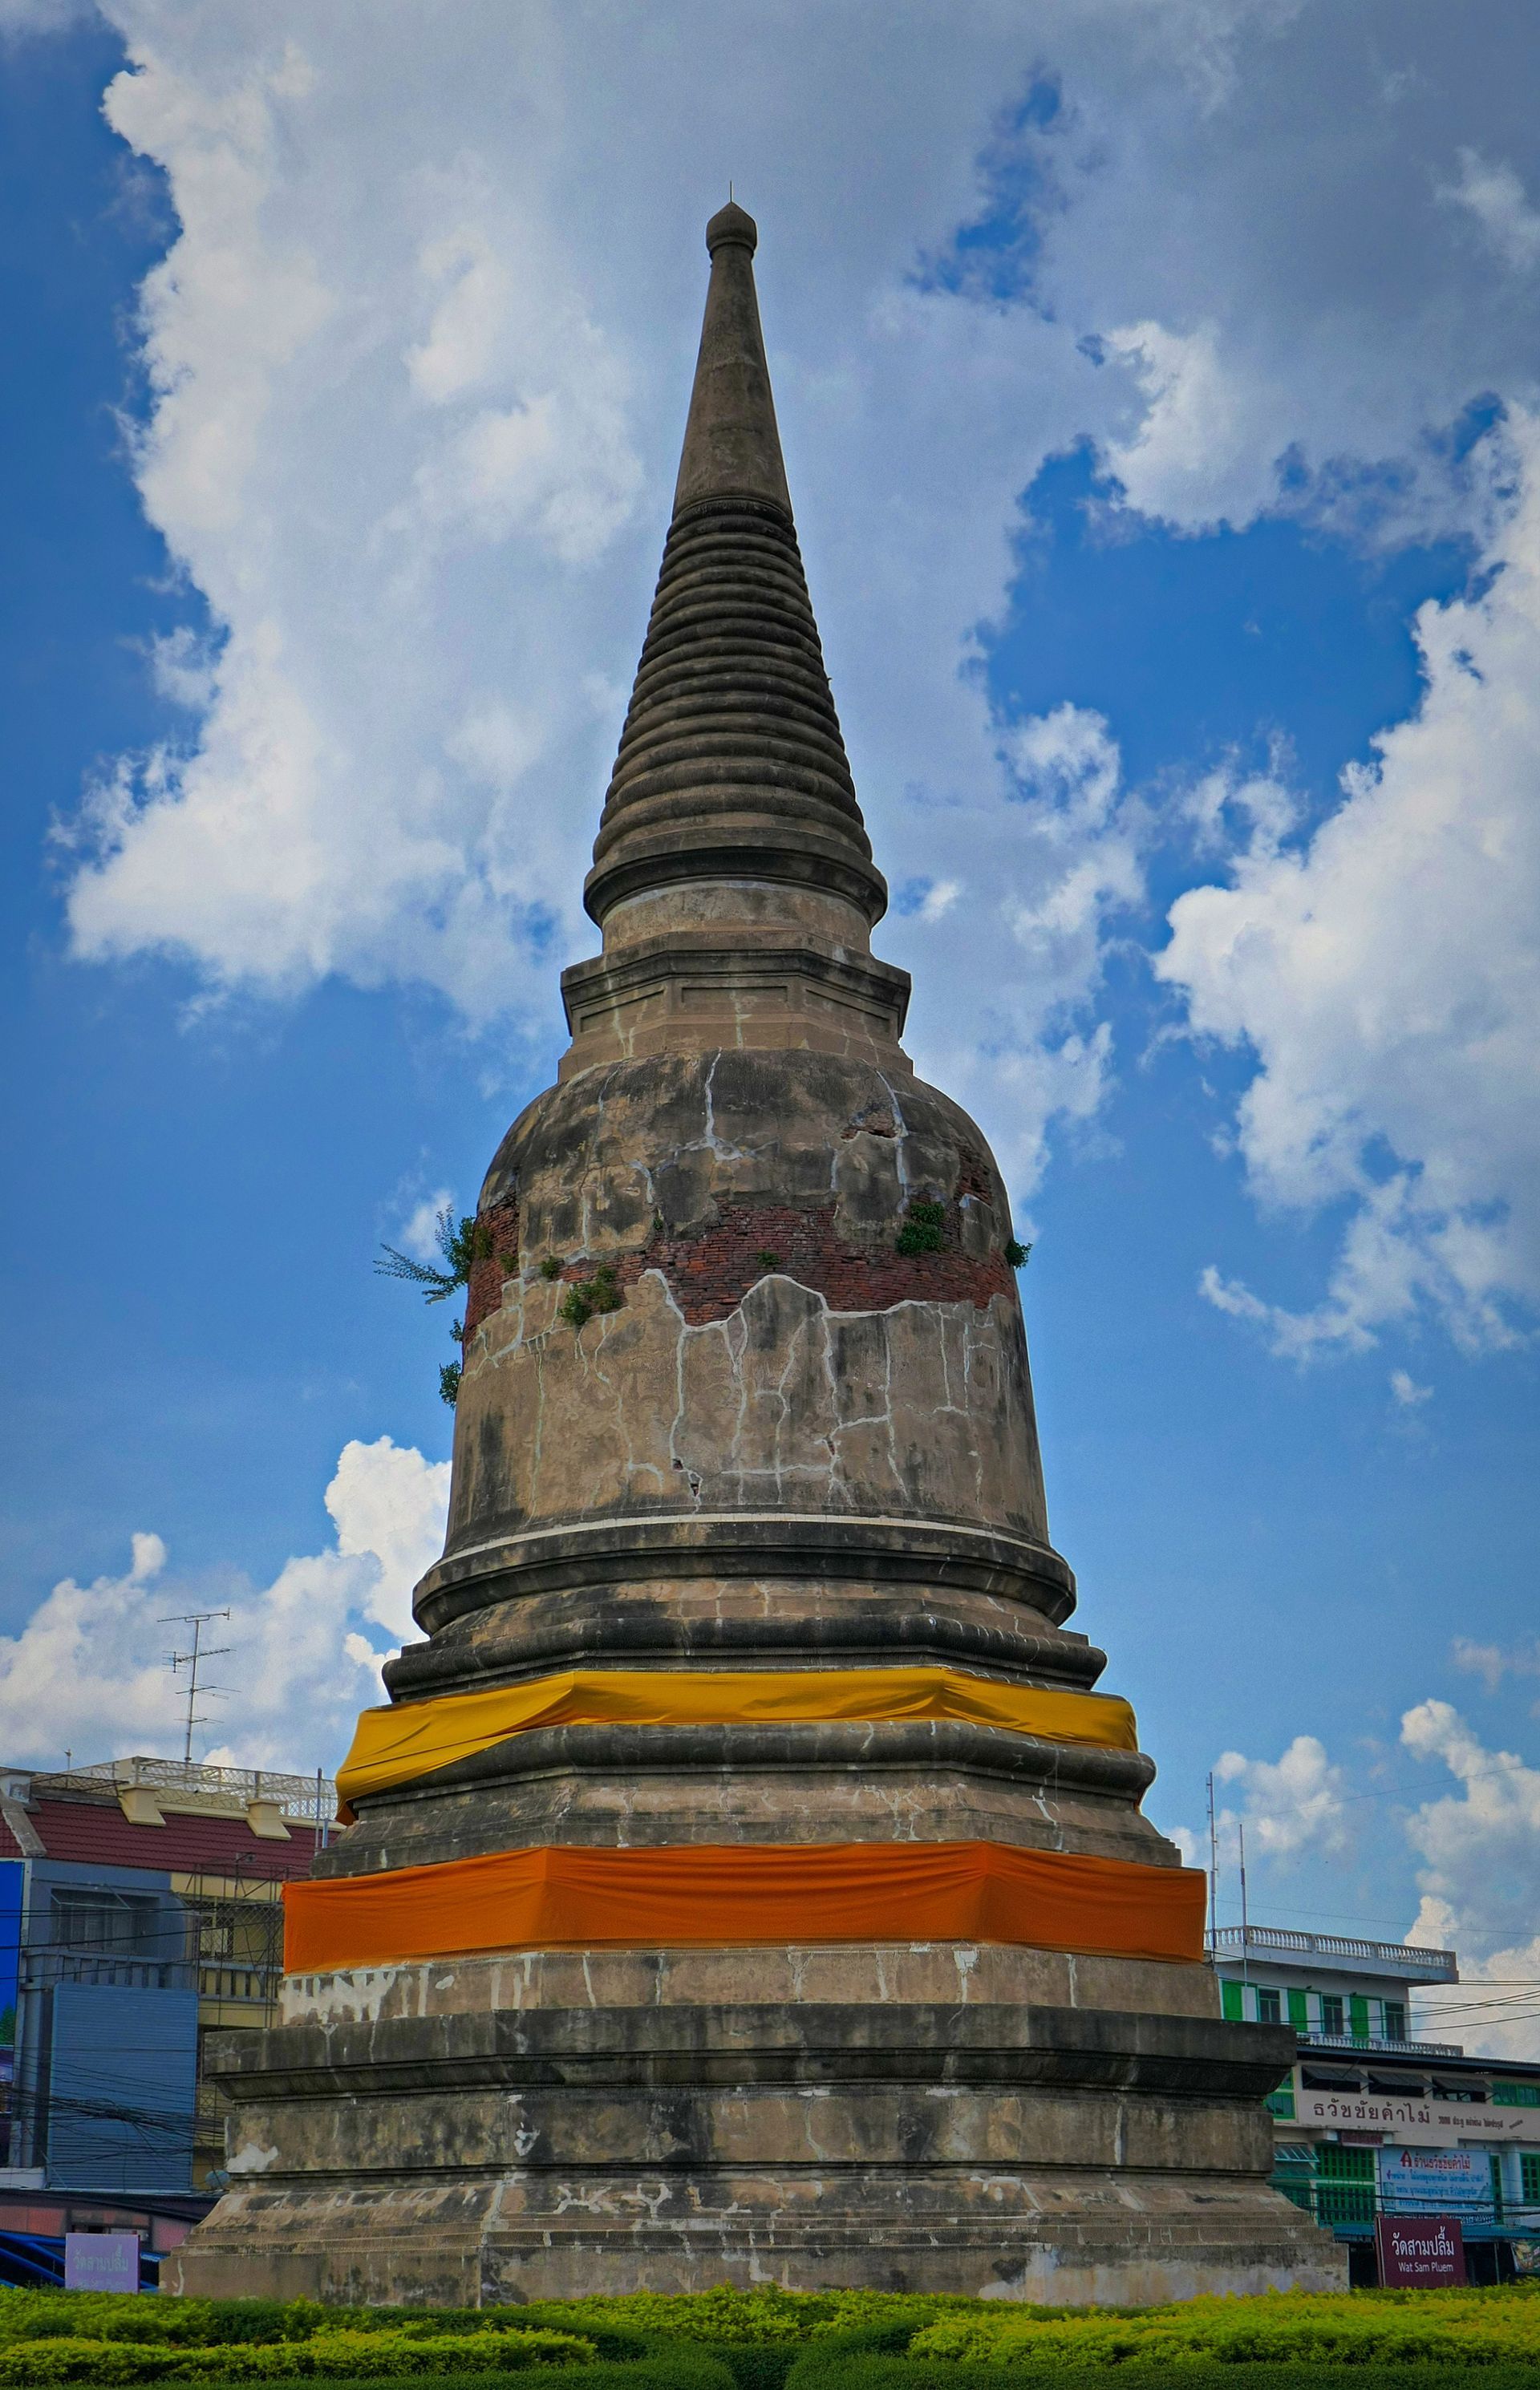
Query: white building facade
1213 1926 1540 2285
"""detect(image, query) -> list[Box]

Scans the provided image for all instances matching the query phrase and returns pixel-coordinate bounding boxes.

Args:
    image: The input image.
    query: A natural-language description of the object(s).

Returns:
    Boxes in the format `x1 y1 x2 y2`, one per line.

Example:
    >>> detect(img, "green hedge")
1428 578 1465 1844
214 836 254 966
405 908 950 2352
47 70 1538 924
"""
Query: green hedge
791 2371 1540 2390
898 2288 1540 2369
98 2374 731 2390
0 2291 961 2352
0 2327 598 2382
7 2283 1540 2388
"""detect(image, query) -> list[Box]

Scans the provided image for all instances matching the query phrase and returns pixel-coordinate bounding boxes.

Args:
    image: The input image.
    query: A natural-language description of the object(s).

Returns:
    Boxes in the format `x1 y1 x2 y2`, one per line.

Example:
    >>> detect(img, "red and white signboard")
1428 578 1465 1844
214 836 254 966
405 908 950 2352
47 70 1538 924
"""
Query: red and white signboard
1374 2214 1466 2287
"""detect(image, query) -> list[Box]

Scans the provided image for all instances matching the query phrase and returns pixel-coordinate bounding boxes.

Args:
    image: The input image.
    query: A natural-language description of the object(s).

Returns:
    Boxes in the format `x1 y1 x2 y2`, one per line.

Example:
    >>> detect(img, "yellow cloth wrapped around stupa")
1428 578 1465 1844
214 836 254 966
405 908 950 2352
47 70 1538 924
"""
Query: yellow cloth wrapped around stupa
336 1666 1138 1813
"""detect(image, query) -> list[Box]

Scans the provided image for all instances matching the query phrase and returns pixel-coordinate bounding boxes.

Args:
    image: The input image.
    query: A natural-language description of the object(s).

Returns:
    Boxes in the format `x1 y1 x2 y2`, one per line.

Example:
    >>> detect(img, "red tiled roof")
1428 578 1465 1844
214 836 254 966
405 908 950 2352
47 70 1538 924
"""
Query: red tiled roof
20 1796 322 1880
0 1817 26 1862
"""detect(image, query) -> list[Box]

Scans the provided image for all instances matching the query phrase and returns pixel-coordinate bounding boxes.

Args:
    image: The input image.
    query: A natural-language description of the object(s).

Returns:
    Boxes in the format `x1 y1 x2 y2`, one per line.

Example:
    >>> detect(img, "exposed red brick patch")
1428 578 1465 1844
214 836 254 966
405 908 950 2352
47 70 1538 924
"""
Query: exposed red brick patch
464 1201 521 1339
955 1148 994 1202
588 1201 1017 1327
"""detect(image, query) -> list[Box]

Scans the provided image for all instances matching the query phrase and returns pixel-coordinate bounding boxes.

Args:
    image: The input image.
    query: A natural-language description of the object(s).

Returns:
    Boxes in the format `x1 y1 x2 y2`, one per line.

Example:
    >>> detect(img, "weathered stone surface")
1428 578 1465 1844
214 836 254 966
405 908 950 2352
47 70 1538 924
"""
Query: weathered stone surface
172 2001 1338 2305
276 1946 1226 2029
173 205 1343 2306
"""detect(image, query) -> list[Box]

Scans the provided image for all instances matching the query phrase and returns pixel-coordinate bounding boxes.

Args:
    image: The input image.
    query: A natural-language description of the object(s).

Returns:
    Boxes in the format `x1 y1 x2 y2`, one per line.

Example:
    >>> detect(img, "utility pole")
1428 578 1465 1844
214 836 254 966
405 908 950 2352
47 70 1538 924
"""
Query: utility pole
161 1611 231 1770
1238 1819 1251 2004
1206 1770 1218 1962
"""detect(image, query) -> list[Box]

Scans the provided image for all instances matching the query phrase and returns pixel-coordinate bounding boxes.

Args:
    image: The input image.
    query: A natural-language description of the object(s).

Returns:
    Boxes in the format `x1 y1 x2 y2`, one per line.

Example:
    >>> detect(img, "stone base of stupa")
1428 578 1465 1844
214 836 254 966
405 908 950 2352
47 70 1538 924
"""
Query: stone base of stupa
169 1945 1343 2306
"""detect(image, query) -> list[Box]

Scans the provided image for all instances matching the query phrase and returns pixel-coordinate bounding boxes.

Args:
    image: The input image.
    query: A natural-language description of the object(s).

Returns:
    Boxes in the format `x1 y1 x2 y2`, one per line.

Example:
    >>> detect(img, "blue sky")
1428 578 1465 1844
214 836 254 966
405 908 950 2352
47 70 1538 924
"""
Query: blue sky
2 2 1538 2049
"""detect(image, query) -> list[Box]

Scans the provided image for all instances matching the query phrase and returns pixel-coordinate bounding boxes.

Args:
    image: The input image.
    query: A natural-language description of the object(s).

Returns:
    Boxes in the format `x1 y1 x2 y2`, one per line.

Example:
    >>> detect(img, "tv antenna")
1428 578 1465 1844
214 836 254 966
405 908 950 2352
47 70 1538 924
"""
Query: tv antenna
161 1610 231 1769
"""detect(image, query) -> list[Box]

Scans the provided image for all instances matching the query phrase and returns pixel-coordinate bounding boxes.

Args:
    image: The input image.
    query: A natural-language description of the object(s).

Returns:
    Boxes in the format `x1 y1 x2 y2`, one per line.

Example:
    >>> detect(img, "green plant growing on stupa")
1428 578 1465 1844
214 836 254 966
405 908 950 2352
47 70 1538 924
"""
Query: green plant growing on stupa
375 1205 488 1300
756 1250 784 1272
1005 1237 1031 1268
894 1200 945 1256
539 1254 564 1280
375 1205 491 1401
560 1262 625 1328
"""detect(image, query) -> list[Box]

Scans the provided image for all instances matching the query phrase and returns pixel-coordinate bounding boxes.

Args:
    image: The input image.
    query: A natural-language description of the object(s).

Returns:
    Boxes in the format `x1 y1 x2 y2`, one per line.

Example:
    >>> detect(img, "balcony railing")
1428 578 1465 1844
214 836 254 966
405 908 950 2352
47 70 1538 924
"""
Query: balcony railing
1300 2031 1464 2059
1209 1925 1457 1978
22 1953 197 1992
198 1964 279 2005
49 1755 336 1823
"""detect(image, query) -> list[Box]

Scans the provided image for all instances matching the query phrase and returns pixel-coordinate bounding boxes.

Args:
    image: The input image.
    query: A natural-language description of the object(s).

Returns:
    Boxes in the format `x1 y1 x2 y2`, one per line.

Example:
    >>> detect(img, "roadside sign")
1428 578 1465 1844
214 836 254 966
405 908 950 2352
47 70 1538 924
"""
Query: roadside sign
1374 2214 1466 2287
63 2231 141 2293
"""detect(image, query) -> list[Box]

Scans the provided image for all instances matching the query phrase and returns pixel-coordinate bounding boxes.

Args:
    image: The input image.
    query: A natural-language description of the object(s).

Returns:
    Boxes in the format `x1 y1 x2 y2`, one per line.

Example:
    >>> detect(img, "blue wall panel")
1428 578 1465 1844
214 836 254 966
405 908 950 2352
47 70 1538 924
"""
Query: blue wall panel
46 1983 198 2191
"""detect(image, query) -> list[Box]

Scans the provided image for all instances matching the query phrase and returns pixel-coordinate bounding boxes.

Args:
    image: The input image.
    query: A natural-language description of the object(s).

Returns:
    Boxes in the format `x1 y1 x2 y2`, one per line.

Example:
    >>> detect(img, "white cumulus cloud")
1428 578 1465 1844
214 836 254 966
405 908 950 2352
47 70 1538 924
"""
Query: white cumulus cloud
1214 1733 1348 1861
902 703 1149 1190
1160 410 1540 1354
1440 149 1540 273
0 1439 448 1774
1100 320 1283 531
30 0 1538 1221
1401 1699 1540 2057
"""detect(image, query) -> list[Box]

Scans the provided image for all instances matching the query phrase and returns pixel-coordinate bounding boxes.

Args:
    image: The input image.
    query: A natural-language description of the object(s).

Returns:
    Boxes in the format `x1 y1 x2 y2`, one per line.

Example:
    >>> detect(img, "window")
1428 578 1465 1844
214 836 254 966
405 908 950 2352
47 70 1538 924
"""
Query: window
1319 1995 1344 2036
50 1891 163 1957
1266 2082 1296 2119
1521 2153 1540 2205
1287 1987 1309 2030
1384 2002 1407 2042
1221 1979 1243 2021
1314 2143 1375 2229
1316 2144 1376 2178
1493 2081 1540 2108
1349 1994 1370 2041
1257 1989 1282 2023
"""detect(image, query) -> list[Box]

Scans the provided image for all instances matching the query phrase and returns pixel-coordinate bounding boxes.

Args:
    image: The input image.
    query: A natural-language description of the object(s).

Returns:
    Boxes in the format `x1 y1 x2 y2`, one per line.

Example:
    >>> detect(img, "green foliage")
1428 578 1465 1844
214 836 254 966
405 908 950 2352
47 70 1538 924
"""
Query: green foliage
755 1252 784 1274
0 2324 598 2383
790 2367 1540 2390
375 1206 493 1399
538 1256 564 1281
481 2294 971 2350
14 2288 1540 2390
783 2323 923 2390
559 1263 624 1329
375 1211 486 1306
894 1201 946 1257
702 2348 797 2390
1003 1239 1031 1270
903 2287 1540 2368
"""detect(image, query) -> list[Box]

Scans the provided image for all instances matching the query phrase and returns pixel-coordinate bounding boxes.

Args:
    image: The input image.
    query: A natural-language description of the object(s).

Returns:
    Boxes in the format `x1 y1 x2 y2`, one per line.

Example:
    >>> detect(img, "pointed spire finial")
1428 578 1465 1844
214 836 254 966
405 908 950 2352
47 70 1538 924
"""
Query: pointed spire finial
673 200 791 519
583 205 887 933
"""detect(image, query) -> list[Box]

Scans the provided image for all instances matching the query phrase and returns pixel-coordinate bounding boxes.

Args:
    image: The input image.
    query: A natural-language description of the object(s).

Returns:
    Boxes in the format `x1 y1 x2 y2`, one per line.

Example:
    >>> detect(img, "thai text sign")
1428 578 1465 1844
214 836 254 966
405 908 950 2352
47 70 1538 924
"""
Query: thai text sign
1295 2084 1529 2144
1379 2144 1490 2208
1375 2214 1466 2287
63 2232 140 2293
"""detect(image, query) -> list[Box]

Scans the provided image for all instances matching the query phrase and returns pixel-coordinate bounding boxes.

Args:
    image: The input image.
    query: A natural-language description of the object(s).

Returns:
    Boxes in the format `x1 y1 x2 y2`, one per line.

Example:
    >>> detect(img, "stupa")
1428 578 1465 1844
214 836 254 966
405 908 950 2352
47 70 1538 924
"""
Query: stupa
172 205 1341 2306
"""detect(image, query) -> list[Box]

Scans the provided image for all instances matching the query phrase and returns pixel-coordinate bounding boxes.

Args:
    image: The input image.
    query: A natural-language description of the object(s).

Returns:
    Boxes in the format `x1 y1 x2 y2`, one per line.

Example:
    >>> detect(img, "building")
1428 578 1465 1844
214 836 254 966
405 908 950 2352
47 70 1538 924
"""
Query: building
1214 1925 1540 2283
175 201 1335 2306
0 1756 331 2279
